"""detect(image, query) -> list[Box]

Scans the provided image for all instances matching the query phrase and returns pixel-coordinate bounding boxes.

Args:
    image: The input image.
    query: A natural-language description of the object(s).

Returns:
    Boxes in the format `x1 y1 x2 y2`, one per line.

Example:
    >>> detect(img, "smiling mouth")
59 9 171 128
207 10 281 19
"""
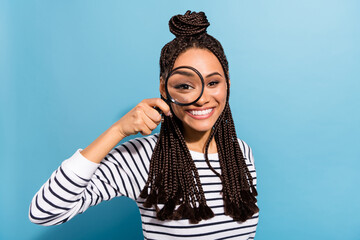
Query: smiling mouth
185 108 215 119
188 108 213 115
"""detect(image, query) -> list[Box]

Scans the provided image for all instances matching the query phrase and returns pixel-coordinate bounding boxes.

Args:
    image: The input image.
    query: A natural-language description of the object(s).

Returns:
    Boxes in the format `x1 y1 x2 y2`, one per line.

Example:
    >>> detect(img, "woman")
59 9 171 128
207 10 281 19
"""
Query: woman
29 10 259 239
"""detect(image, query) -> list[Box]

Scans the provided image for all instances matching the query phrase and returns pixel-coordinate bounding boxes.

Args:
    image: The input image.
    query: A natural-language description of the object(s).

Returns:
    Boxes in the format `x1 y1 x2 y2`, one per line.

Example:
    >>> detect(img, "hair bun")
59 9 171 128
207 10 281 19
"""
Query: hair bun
169 10 210 37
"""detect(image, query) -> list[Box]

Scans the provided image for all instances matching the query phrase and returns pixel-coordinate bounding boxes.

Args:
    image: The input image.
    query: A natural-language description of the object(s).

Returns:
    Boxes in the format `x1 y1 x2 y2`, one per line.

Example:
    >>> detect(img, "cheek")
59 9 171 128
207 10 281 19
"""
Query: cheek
214 86 228 105
170 103 185 119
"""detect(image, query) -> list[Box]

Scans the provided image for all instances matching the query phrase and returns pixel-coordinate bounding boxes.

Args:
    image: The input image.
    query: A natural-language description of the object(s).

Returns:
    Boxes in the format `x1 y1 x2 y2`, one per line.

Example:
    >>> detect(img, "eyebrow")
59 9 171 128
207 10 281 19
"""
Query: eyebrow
205 72 223 78
171 70 223 78
172 70 194 77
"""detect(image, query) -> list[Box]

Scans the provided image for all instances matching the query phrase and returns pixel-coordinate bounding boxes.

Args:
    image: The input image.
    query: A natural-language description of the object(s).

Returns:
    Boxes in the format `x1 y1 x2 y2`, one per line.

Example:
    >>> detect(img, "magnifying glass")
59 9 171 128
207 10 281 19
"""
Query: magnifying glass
165 66 205 106
157 66 205 122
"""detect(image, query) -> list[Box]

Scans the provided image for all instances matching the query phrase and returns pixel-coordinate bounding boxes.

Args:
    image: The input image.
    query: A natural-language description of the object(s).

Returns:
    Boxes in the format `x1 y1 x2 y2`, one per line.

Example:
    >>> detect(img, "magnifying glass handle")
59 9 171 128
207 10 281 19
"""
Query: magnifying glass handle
154 106 165 123
154 106 162 114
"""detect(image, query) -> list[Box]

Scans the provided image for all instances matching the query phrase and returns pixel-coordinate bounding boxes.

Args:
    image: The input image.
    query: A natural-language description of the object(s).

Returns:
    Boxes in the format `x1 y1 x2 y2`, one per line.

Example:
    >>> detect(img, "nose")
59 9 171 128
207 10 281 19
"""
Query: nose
194 88 210 106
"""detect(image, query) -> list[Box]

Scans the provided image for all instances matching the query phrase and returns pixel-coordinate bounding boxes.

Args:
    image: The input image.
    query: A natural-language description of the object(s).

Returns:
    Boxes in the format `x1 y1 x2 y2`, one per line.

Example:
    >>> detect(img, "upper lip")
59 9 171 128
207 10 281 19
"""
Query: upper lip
186 107 214 111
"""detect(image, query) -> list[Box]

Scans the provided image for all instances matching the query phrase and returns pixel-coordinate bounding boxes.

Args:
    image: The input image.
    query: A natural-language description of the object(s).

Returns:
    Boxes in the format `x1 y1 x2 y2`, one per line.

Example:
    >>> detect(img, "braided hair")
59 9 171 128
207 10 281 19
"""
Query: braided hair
139 10 259 224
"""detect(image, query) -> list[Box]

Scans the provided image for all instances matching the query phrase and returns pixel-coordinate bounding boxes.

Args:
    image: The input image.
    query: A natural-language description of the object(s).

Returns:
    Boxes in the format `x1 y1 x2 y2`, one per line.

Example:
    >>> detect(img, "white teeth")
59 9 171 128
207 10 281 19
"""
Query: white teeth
189 108 213 116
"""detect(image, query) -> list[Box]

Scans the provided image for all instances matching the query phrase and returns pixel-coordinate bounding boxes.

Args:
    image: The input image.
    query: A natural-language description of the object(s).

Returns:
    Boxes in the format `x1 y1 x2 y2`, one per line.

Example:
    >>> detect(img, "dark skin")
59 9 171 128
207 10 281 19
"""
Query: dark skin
160 47 230 153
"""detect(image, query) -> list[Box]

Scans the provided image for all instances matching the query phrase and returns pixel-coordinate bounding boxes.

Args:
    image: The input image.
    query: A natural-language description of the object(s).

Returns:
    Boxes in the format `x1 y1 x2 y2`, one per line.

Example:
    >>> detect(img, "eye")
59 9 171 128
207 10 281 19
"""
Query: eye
174 84 194 90
208 81 219 87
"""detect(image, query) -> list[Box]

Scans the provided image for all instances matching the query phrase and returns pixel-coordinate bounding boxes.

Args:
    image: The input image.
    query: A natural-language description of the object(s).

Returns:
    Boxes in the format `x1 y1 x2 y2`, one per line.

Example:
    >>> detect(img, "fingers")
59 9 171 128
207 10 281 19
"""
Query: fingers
141 98 171 116
118 98 171 137
139 113 159 136
144 106 162 124
133 99 166 136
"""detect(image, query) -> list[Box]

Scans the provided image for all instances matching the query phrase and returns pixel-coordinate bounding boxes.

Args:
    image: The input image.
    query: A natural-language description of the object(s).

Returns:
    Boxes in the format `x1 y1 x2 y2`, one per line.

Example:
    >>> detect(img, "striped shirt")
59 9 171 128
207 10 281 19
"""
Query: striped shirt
29 133 259 239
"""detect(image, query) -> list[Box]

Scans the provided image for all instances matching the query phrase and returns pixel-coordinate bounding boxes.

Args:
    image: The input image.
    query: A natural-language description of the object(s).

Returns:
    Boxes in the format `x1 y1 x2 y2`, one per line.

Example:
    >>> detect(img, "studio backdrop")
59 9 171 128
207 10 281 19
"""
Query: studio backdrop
0 0 359 239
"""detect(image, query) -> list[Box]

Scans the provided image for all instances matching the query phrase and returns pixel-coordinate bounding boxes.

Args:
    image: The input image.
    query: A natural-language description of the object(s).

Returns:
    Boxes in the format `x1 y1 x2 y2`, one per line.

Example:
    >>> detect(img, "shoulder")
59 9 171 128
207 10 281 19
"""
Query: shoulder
236 138 256 165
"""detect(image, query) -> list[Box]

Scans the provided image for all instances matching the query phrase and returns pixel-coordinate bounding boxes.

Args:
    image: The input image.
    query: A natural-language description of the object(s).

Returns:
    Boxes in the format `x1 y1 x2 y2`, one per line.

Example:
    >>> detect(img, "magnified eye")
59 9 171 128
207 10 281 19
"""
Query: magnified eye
174 84 194 90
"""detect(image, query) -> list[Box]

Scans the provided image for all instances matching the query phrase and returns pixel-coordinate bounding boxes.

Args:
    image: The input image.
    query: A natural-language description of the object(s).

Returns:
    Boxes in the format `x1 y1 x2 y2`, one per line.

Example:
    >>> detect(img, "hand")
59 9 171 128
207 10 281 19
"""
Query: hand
113 98 171 138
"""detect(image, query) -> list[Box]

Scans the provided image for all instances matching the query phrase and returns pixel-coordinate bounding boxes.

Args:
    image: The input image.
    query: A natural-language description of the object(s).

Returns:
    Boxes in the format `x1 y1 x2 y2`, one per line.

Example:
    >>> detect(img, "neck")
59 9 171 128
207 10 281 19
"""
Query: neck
183 126 217 154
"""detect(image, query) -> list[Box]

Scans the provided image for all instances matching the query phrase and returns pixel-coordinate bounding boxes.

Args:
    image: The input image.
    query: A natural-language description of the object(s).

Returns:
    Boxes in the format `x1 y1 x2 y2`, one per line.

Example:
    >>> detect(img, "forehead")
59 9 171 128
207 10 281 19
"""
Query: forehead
172 48 225 77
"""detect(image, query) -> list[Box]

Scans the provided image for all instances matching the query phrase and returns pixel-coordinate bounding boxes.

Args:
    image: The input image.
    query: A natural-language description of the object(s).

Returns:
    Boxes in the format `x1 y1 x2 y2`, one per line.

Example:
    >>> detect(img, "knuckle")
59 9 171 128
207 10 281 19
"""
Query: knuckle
134 106 143 114
133 118 142 126
152 111 161 120
142 129 151 135
156 114 162 122
148 122 155 130
151 123 158 130
142 99 151 106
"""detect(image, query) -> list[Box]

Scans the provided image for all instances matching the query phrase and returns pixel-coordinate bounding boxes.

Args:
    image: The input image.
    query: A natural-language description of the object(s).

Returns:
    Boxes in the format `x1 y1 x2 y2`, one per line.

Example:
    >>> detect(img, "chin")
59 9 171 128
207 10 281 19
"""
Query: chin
187 124 213 133
181 117 218 133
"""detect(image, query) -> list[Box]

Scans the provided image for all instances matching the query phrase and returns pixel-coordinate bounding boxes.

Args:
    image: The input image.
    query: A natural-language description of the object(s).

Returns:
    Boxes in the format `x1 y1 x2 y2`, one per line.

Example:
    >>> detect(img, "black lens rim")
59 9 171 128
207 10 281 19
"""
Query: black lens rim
164 66 205 106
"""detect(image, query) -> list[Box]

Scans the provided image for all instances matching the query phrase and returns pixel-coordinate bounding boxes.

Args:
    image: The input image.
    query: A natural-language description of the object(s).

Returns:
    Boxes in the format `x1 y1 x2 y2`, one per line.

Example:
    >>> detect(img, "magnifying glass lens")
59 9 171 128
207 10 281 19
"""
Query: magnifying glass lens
166 67 203 105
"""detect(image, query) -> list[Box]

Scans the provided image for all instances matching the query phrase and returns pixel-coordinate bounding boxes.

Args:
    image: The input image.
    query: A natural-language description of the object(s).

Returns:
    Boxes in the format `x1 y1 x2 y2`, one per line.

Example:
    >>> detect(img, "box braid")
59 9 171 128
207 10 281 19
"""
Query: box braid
139 10 259 224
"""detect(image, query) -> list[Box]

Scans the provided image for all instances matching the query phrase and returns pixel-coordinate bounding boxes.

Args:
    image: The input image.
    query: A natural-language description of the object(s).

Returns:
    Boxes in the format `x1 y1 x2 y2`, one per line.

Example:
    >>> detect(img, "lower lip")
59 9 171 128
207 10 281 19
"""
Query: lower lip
185 108 215 120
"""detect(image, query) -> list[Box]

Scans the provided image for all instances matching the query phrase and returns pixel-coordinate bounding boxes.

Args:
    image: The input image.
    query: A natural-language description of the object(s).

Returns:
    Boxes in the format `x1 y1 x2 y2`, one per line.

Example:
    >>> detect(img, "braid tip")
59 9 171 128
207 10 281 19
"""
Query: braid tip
143 191 157 208
139 186 149 199
200 203 214 220
156 198 176 221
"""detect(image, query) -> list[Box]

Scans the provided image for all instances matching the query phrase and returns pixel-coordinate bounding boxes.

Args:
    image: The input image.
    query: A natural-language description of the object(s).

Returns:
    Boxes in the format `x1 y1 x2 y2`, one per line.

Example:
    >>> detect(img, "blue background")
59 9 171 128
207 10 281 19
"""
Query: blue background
1 0 359 239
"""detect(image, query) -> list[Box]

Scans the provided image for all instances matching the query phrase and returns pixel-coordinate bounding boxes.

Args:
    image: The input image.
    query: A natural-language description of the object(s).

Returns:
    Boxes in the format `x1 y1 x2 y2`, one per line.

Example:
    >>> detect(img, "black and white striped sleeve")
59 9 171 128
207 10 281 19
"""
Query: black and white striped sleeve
28 139 150 226
238 139 257 186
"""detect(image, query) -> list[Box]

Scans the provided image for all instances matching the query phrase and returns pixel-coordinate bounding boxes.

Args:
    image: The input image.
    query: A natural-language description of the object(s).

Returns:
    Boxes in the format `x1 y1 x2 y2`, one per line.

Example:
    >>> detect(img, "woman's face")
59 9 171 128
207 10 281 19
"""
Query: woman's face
160 48 228 136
